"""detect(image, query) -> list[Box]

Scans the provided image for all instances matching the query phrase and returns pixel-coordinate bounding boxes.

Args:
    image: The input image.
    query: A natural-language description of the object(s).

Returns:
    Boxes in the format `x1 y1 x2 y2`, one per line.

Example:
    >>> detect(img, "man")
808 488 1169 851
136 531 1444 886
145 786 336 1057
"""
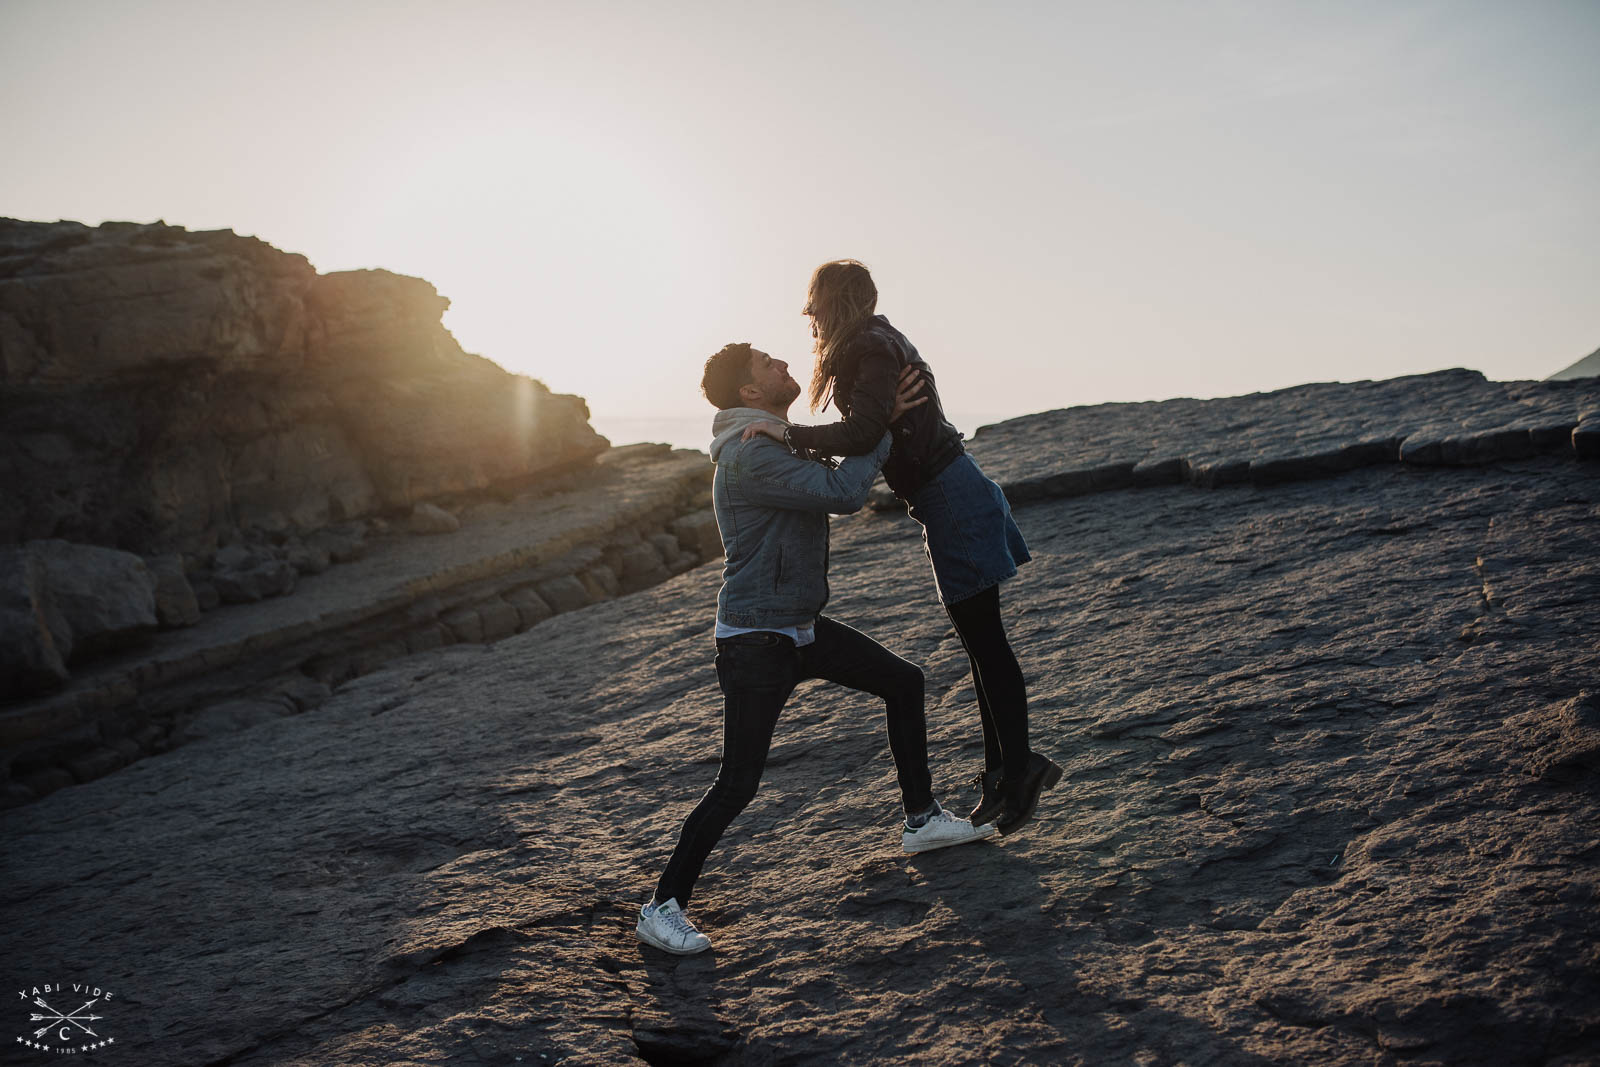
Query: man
636 343 991 955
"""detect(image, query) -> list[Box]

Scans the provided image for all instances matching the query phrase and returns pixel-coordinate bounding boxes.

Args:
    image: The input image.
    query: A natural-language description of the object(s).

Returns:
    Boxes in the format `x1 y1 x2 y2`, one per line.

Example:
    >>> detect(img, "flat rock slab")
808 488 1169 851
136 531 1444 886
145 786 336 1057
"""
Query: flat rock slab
968 369 1600 498
2 455 1597 1064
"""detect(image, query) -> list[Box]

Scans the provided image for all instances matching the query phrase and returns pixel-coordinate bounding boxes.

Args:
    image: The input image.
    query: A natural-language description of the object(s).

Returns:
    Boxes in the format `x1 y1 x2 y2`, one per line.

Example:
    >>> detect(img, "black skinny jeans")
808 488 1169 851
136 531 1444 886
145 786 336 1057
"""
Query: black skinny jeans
945 584 1030 780
654 615 933 909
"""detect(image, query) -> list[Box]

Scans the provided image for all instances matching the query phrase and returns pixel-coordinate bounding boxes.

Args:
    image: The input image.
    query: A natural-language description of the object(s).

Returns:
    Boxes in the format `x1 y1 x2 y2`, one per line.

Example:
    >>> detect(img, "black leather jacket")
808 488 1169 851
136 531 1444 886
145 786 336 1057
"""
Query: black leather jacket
786 315 965 497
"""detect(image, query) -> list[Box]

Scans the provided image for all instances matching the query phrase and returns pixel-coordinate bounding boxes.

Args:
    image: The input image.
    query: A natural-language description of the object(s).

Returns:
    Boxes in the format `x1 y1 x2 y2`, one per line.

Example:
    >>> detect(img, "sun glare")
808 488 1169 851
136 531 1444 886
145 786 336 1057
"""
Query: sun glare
512 374 538 459
345 112 717 410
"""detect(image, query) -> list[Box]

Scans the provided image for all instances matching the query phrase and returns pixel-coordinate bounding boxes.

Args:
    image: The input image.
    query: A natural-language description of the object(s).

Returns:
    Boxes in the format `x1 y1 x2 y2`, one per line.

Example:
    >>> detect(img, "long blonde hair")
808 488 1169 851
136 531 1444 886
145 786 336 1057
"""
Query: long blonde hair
805 259 877 412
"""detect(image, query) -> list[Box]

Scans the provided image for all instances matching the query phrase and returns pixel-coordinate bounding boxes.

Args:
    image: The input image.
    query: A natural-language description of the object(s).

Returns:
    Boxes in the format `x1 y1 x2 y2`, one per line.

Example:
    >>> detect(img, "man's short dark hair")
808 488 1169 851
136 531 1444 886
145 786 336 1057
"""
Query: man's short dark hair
702 342 755 410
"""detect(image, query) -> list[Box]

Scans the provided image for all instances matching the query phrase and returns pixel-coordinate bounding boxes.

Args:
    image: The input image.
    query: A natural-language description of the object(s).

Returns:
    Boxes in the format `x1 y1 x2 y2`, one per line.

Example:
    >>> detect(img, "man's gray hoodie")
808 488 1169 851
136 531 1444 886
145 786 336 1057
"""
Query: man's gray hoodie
708 407 891 629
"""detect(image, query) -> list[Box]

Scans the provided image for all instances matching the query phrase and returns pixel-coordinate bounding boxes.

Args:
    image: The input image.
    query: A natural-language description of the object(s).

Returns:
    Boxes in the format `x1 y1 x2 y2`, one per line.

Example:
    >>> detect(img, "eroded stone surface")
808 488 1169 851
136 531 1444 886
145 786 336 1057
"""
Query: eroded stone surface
2 451 1595 1065
965 369 1600 501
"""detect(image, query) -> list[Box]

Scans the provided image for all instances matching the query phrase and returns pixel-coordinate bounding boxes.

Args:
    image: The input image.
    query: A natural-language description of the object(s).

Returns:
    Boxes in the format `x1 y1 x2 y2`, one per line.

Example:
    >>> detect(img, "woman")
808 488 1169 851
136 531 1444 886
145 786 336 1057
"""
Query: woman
742 259 1061 835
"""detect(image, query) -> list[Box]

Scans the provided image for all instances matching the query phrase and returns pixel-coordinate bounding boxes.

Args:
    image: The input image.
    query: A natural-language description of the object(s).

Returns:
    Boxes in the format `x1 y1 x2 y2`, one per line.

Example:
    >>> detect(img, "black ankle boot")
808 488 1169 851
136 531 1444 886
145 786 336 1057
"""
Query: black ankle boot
996 753 1063 836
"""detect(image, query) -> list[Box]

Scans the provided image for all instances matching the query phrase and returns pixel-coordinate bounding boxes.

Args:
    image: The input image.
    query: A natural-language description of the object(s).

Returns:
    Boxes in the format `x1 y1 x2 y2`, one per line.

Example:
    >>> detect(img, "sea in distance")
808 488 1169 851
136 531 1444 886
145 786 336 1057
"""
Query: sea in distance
590 411 1018 453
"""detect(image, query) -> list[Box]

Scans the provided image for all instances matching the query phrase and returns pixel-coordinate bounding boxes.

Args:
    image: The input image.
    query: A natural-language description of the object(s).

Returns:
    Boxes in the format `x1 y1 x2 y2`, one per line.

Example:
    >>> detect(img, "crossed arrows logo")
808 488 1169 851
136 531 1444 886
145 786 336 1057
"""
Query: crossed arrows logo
28 995 102 1041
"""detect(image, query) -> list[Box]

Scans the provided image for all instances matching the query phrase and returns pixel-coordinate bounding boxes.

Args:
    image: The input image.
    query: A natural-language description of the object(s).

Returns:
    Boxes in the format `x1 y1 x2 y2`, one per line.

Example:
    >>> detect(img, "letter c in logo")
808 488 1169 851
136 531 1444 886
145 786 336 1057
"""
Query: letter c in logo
60 1026 71 1042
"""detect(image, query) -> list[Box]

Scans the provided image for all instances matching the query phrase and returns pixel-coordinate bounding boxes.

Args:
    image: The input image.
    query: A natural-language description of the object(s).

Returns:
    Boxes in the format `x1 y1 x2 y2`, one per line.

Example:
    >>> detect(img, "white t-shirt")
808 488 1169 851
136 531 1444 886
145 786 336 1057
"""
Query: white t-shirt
714 618 817 647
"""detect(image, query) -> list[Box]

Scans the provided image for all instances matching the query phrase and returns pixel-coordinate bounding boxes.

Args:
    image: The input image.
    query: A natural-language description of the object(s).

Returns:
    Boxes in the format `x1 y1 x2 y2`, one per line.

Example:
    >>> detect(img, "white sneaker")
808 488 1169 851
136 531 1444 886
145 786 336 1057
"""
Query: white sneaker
901 803 997 854
636 897 712 955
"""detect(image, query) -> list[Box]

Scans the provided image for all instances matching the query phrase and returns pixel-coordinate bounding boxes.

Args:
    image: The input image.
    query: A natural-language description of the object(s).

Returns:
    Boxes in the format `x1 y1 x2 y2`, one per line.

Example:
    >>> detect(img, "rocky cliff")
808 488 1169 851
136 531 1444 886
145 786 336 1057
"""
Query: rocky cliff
0 219 608 699
1 367 1596 1065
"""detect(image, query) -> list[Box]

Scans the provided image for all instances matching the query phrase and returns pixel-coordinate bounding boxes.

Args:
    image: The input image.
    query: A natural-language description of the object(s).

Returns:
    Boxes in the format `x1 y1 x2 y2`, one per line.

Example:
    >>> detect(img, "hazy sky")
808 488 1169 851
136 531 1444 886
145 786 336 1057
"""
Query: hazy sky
4 0 1597 429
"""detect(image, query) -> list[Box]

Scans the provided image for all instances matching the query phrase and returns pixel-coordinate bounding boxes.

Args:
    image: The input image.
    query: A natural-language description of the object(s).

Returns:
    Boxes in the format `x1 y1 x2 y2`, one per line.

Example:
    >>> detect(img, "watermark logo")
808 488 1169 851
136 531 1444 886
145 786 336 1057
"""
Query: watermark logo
14 982 116 1055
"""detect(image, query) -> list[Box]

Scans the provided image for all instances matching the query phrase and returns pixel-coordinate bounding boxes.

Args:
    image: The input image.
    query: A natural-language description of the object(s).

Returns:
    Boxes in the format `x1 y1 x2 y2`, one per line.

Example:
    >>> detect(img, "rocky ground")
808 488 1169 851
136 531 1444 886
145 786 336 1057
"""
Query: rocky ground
3 434 1597 1064
7 218 1596 1064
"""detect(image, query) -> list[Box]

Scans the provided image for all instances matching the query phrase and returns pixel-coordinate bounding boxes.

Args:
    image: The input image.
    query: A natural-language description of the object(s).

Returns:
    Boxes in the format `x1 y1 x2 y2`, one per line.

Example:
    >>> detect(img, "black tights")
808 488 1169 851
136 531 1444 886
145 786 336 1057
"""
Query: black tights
945 584 1029 779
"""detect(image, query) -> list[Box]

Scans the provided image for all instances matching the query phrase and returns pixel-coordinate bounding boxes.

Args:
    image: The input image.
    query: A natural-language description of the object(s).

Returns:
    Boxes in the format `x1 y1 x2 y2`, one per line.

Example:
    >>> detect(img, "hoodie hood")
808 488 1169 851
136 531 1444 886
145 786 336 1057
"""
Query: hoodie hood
710 407 789 463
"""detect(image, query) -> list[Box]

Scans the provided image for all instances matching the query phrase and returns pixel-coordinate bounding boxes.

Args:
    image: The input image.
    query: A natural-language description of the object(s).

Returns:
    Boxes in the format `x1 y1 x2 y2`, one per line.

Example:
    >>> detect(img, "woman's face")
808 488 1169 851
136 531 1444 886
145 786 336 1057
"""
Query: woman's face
803 292 820 340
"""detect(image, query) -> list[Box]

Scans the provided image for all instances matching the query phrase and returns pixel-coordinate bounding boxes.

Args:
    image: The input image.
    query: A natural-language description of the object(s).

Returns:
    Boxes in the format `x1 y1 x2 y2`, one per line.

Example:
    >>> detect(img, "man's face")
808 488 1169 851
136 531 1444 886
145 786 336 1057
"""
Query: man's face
742 348 801 410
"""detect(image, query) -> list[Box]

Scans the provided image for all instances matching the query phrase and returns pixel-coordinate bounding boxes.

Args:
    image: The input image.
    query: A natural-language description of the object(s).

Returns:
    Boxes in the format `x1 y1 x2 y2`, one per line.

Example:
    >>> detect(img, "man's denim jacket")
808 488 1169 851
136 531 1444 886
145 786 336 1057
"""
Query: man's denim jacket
707 407 891 629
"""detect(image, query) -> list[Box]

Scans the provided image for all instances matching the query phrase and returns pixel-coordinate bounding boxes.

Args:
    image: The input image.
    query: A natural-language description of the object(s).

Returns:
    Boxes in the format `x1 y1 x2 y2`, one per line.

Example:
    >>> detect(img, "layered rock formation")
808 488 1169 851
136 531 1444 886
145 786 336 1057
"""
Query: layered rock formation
962 367 1600 499
1 444 717 803
1 371 1596 1065
0 219 608 700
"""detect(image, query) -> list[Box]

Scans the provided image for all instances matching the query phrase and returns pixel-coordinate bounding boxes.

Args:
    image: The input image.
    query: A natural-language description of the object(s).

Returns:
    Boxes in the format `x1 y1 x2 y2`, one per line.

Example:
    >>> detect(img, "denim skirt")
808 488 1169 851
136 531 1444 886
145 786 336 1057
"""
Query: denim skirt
906 454 1031 605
